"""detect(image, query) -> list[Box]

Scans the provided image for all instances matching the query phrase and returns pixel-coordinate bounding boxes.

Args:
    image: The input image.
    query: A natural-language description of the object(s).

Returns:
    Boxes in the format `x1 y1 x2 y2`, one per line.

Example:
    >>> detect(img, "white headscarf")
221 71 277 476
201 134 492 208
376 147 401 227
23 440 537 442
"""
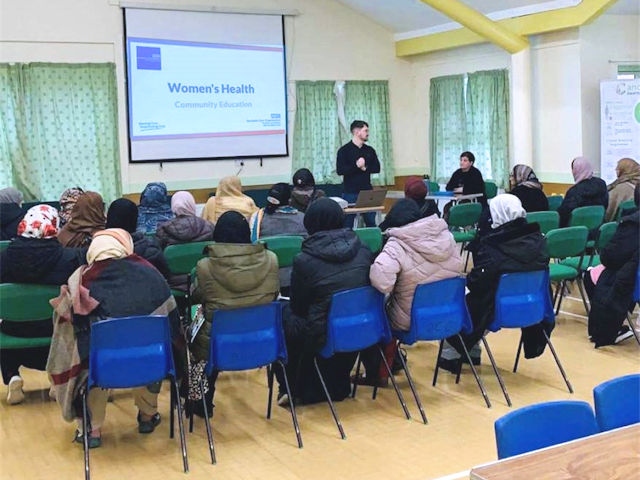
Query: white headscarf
490 194 526 229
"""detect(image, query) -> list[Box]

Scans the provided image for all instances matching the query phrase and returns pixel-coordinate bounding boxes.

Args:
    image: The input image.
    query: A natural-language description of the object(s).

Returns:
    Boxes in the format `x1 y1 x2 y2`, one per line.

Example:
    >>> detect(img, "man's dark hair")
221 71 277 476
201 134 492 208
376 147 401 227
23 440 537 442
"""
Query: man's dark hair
350 120 368 133
460 151 476 163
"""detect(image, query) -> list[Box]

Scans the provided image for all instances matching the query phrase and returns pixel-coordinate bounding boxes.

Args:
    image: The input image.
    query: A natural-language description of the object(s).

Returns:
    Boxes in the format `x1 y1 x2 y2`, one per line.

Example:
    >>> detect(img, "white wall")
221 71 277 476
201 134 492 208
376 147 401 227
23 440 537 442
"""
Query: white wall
0 0 412 193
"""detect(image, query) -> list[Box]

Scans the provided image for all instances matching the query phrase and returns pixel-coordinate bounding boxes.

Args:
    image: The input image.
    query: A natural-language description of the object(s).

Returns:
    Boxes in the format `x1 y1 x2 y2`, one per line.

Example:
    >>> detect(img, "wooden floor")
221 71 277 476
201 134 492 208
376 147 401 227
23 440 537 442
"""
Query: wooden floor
1 294 638 480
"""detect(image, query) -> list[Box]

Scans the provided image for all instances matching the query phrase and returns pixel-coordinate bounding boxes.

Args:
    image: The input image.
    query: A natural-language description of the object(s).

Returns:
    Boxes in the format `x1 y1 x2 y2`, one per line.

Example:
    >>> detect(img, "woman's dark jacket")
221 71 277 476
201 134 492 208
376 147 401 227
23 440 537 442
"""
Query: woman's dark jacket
557 177 608 227
588 211 639 347
156 215 214 250
510 185 549 213
131 231 170 278
0 203 25 240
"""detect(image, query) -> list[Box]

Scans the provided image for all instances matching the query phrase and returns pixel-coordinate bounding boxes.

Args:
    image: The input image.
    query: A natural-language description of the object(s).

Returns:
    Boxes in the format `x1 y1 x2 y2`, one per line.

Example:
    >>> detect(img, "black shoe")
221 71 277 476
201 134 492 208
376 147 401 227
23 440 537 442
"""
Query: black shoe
461 356 481 366
615 326 634 344
437 358 462 374
190 401 214 419
74 430 102 449
137 412 161 434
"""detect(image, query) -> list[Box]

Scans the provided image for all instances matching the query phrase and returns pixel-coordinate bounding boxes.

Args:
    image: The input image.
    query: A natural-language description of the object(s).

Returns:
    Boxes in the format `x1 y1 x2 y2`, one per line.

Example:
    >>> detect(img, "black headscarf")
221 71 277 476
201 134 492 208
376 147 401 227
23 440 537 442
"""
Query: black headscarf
213 210 251 244
106 198 139 233
378 199 421 232
265 182 292 214
303 197 344 235
292 168 315 188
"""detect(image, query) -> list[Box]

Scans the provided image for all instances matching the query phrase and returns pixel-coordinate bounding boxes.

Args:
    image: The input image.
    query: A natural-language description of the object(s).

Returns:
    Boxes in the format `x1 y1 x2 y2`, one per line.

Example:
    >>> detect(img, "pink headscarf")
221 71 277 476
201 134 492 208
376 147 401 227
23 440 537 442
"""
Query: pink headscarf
171 191 196 216
571 157 594 183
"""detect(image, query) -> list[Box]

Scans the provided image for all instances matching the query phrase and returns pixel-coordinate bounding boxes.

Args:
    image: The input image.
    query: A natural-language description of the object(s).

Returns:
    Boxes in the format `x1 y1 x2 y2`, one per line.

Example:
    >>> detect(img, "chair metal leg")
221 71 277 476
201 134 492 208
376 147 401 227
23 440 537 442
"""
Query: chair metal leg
513 334 524 373
552 281 562 314
543 331 573 394
458 335 491 409
170 382 175 439
172 379 189 473
576 277 590 316
481 336 511 407
351 353 363 399
200 380 216 464
82 387 90 480
432 339 445 387
314 356 346 439
266 365 274 419
463 249 471 273
395 346 427 424
188 401 194 433
377 346 411 420
626 313 640 346
277 360 303 448
555 280 566 316
454 357 463 385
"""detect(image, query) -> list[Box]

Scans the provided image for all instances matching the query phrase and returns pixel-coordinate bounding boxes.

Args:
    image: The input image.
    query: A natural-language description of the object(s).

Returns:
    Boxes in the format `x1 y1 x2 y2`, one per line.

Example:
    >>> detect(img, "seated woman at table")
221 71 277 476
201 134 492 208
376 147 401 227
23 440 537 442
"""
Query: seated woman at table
557 156 608 228
509 164 549 212
445 151 487 205
275 198 373 405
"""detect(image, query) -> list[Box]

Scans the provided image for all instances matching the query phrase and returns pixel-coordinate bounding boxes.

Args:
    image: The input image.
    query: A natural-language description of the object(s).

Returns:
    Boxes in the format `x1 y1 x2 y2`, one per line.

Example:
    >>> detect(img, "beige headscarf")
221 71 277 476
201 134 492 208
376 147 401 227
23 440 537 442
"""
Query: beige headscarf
609 157 640 191
201 176 258 223
86 228 134 265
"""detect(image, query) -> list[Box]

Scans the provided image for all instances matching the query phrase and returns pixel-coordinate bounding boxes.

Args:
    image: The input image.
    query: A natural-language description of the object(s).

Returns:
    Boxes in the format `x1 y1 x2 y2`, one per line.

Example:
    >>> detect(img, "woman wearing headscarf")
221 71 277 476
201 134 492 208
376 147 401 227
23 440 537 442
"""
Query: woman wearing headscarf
509 164 549 212
0 205 86 405
156 191 214 250
289 168 325 213
46 229 182 448
201 176 258 223
106 198 170 278
0 187 26 240
605 157 640 222
557 157 608 227
403 176 439 218
58 187 85 228
136 182 174 234
57 191 106 248
275 198 373 406
189 211 279 416
439 194 552 372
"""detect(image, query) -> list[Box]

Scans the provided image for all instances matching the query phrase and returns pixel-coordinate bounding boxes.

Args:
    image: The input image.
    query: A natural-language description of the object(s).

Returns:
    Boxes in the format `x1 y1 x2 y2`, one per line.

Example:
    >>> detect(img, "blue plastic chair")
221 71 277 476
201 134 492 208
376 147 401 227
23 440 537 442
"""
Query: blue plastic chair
82 315 188 479
481 270 573 407
494 400 598 459
392 277 492 421
318 286 411 439
594 374 640 432
200 302 302 463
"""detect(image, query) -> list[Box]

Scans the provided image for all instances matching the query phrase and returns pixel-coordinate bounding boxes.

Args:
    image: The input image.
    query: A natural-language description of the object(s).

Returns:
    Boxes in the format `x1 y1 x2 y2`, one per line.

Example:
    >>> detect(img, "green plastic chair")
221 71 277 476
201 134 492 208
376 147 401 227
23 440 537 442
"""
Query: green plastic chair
526 211 559 235
569 205 605 249
164 241 214 300
616 199 636 222
484 181 498 199
547 195 563 211
354 227 383 254
448 202 482 271
0 240 10 252
560 222 617 270
0 283 60 350
546 226 589 315
427 181 440 194
259 235 304 268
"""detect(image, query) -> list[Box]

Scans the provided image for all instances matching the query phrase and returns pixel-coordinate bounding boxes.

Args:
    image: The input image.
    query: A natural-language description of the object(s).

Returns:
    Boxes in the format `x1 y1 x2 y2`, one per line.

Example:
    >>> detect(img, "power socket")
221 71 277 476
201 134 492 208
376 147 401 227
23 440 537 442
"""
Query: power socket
235 159 245 167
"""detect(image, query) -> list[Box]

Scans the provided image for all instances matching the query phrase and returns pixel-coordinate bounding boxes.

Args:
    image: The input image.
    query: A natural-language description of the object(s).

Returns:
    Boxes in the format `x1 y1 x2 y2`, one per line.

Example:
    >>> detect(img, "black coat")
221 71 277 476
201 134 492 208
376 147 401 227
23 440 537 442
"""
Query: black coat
448 218 552 358
0 203 25 240
445 166 487 205
131 231 170 278
557 177 608 227
510 185 549 213
588 211 639 346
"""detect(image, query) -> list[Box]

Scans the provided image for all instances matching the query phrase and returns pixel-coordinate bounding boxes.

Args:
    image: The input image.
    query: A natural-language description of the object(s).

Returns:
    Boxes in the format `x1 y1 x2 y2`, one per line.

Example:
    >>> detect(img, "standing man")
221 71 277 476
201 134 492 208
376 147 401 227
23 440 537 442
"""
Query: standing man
336 120 381 227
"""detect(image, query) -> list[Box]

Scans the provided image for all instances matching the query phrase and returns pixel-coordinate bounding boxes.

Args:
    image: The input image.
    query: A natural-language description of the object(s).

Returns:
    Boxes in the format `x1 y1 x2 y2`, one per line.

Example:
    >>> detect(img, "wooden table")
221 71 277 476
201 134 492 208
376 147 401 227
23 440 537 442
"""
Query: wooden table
343 206 385 229
470 423 640 480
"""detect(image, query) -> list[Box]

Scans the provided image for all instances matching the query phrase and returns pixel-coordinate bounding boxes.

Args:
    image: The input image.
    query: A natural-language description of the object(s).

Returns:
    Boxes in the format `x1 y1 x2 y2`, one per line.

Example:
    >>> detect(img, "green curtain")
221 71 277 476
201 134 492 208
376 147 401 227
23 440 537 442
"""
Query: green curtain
429 75 466 183
466 69 509 188
344 81 394 186
0 63 120 202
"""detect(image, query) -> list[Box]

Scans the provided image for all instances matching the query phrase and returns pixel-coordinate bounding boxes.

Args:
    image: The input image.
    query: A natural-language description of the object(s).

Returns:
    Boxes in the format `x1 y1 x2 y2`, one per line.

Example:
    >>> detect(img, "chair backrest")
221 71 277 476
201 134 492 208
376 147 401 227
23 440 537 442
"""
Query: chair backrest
546 195 563 211
488 270 554 331
494 400 599 459
545 226 589 260
635 264 640 302
616 199 636 222
569 205 605 230
398 277 471 344
595 222 617 251
164 241 213 274
206 302 285 374
526 211 559 235
320 286 389 358
260 235 304 268
448 202 482 229
427 181 440 194
354 227 383 254
0 283 60 322
593 374 640 432
484 181 498 199
88 315 176 389
0 240 10 252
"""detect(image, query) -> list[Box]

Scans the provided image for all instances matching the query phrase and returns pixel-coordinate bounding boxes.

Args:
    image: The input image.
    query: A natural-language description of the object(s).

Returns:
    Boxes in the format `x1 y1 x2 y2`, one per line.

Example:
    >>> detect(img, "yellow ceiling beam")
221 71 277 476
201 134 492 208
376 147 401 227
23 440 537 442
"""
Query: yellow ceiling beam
397 0 618 57
418 0 529 54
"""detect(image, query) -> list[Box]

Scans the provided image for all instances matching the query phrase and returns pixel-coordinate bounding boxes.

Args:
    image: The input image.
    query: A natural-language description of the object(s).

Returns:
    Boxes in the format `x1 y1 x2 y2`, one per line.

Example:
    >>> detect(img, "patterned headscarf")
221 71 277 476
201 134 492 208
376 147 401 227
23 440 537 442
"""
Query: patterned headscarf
171 191 197 216
571 157 594 184
17 204 59 239
0 187 23 205
57 191 106 247
58 187 85 227
87 228 134 265
510 164 542 190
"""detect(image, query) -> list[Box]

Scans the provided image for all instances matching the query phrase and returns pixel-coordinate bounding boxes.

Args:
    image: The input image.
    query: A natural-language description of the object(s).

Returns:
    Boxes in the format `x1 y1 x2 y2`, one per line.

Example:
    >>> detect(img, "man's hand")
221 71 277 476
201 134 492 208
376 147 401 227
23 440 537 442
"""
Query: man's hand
356 157 366 170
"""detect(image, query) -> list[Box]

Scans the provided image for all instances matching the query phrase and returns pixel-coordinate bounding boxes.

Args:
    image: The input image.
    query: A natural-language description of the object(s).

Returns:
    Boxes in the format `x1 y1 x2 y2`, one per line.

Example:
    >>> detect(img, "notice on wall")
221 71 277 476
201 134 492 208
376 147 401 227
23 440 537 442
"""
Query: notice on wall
600 80 640 185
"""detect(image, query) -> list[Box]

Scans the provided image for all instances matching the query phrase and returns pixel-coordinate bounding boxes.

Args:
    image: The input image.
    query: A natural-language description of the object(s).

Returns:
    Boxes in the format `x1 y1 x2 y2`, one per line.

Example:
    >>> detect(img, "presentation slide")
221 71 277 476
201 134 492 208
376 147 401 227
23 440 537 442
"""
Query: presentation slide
124 9 288 162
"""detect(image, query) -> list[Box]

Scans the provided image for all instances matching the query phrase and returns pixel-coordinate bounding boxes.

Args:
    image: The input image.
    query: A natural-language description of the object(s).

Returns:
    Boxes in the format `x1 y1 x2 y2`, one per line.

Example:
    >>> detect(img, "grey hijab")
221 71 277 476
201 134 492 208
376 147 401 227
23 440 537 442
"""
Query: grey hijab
0 187 23 204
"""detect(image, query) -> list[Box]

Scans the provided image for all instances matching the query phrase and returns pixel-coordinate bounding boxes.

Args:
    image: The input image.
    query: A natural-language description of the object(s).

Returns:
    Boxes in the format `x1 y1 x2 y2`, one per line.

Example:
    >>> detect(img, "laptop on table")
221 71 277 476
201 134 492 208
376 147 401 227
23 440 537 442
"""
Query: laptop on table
347 189 387 208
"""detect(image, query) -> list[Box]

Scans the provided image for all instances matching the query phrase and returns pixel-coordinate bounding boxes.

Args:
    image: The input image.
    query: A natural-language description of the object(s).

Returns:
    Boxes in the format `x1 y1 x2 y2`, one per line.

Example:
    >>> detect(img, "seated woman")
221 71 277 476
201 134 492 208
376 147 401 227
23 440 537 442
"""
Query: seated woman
0 205 86 405
136 182 174 235
509 164 549 212
156 191 214 250
359 199 462 386
439 194 551 372
403 176 439 218
275 198 373 405
57 191 106 248
585 184 639 347
0 187 25 240
106 198 170 278
290 168 325 212
58 187 85 228
47 228 182 448
189 211 279 416
201 176 258 223
557 157 608 227
605 157 639 222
